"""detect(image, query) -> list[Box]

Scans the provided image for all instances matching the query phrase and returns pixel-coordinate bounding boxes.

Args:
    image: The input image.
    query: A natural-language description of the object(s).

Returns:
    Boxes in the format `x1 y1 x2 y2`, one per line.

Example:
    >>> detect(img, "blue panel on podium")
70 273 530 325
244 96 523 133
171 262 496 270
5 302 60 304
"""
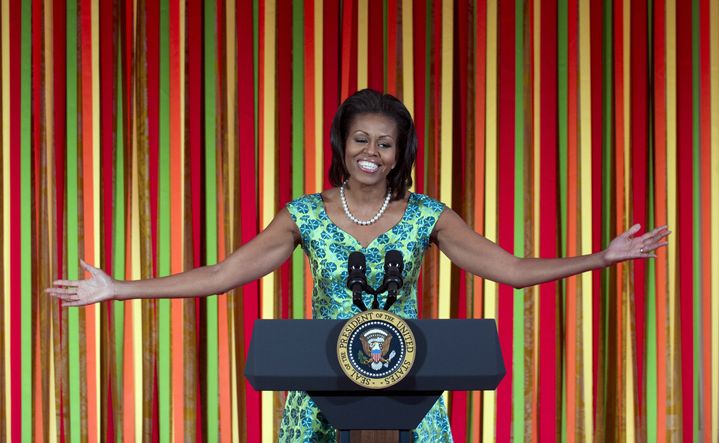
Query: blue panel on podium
245 318 505 431
245 319 505 391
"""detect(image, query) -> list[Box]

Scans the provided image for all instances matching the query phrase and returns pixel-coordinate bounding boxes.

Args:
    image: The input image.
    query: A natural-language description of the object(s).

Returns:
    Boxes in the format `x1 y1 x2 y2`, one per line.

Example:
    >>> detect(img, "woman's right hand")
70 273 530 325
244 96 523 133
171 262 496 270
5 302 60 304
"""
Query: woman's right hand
45 259 116 307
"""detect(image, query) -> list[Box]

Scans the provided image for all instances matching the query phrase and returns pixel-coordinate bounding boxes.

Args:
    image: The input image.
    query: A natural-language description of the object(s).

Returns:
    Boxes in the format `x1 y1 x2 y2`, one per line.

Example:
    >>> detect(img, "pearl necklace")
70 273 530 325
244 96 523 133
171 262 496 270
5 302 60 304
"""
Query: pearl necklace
340 181 392 226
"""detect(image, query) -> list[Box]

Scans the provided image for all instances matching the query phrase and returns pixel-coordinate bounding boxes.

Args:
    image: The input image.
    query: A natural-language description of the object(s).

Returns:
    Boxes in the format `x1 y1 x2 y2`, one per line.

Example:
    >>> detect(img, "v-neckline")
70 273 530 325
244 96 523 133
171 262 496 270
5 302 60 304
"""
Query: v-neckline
318 193 414 249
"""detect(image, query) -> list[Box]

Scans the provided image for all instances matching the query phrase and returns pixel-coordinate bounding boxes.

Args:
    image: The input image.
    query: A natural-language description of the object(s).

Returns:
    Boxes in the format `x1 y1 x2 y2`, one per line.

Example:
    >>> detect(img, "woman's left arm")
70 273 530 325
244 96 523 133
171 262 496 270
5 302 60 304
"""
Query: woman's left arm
433 208 670 289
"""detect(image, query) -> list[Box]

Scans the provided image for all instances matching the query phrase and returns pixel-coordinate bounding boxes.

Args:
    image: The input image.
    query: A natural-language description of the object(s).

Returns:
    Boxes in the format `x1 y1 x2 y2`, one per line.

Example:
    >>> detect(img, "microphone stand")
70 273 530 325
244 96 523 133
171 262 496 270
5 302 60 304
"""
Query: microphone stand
352 284 376 312
382 288 398 311
371 290 380 310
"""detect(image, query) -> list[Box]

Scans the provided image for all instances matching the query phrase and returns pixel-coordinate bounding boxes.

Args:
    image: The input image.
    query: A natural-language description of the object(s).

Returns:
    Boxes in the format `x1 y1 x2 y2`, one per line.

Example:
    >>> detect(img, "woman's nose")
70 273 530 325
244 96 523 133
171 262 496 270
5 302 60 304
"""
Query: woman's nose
363 140 378 155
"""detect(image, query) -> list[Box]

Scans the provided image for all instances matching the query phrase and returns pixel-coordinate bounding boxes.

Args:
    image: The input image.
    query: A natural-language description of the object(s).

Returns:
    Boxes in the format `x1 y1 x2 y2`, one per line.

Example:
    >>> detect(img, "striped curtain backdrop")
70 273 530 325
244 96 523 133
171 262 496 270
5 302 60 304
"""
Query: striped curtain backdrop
1 0 718 441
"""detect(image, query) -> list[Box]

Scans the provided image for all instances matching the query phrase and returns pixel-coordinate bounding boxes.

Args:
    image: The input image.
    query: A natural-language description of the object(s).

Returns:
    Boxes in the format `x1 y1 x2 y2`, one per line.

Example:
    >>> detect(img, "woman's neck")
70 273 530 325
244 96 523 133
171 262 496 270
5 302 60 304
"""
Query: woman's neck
343 178 389 206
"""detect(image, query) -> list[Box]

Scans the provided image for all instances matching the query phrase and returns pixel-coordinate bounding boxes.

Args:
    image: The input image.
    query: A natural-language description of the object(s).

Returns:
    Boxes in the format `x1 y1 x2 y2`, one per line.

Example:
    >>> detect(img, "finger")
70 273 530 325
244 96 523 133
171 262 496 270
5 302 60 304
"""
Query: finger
52 279 81 287
53 293 82 302
45 290 80 301
649 225 668 234
638 241 669 255
624 224 642 238
631 250 655 259
47 293 81 303
63 299 91 308
647 227 671 239
637 231 655 242
45 287 78 296
657 230 672 240
80 259 99 277
640 228 671 244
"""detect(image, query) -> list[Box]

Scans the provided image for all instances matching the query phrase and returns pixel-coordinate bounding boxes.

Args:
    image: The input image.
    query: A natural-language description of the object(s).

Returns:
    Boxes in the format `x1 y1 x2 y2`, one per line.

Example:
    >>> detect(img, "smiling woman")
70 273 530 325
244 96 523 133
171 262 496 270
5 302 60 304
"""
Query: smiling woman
46 89 670 442
329 89 417 201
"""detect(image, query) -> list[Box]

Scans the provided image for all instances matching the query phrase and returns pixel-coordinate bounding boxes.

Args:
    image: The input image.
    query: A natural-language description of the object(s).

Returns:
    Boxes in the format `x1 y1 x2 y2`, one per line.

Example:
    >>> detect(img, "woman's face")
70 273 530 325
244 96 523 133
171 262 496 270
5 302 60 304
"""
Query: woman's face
344 113 398 188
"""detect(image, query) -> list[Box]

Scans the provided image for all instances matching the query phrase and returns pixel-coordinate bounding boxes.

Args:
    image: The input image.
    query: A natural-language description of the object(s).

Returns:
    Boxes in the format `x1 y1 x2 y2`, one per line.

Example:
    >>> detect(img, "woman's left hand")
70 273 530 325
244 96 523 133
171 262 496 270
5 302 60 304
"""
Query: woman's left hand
602 224 671 265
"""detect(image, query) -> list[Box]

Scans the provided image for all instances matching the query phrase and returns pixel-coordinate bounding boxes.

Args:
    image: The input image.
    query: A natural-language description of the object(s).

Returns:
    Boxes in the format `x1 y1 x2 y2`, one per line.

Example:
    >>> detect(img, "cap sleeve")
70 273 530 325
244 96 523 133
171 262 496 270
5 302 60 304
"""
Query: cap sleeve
285 194 323 252
411 193 446 250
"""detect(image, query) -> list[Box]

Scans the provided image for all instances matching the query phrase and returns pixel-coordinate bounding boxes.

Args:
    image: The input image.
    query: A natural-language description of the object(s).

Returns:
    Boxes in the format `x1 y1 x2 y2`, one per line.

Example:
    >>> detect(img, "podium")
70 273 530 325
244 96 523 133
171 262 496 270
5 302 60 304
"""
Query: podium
245 319 505 442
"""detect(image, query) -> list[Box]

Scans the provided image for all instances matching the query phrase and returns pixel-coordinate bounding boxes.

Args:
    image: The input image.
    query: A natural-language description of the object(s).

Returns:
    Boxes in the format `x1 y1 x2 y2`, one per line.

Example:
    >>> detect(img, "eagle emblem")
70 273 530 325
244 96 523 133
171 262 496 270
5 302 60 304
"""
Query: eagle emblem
359 328 396 370
337 310 416 389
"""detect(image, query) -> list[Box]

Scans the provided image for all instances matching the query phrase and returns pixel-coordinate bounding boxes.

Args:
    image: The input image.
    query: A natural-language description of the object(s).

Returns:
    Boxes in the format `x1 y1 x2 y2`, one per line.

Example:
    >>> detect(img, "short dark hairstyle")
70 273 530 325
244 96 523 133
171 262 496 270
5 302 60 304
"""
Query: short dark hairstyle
328 89 417 200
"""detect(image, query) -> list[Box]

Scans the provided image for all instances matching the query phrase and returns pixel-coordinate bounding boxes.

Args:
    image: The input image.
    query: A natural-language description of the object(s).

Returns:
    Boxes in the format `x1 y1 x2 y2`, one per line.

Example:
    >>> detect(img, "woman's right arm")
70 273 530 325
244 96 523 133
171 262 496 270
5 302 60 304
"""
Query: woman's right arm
46 208 300 307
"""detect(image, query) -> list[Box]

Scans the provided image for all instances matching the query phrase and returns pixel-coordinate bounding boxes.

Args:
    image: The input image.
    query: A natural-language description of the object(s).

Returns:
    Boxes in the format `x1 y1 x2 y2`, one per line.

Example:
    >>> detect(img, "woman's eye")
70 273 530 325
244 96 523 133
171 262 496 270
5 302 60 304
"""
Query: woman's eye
379 143 392 149
355 138 368 144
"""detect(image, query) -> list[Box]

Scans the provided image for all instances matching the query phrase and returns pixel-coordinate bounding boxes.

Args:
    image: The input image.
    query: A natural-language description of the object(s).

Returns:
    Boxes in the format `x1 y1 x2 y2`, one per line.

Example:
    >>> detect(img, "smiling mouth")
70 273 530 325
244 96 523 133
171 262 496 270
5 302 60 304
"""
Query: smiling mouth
358 160 379 173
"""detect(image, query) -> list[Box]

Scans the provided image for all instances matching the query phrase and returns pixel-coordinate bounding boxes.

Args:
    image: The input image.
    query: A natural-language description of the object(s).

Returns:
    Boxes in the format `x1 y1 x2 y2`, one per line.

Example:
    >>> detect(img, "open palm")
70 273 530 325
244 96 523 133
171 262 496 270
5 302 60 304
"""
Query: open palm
45 260 116 307
603 224 670 265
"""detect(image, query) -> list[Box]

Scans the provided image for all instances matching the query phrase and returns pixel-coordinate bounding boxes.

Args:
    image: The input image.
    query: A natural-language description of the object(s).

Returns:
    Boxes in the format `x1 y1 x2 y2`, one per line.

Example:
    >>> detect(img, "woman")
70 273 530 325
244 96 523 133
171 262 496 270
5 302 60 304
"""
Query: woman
47 89 670 441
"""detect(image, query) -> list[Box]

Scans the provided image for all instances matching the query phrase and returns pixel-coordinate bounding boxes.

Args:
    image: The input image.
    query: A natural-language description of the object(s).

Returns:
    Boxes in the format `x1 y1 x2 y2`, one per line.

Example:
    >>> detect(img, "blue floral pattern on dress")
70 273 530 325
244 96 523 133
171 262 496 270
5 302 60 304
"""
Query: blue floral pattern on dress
279 193 453 442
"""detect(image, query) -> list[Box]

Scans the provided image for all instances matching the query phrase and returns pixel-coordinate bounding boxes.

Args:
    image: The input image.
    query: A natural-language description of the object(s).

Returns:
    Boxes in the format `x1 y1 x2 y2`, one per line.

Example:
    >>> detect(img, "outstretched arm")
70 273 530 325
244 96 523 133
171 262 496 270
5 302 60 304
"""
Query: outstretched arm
46 209 300 306
433 208 669 289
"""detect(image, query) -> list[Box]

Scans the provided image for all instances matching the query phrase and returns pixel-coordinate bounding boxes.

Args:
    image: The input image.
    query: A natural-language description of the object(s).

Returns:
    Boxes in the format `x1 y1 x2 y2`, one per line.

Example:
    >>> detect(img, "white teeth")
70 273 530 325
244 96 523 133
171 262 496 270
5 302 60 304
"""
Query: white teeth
358 160 379 172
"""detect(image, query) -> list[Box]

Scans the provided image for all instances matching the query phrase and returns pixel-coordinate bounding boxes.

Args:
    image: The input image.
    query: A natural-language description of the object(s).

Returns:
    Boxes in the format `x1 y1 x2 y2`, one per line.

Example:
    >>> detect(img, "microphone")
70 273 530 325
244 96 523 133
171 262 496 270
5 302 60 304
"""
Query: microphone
381 250 404 311
347 251 369 312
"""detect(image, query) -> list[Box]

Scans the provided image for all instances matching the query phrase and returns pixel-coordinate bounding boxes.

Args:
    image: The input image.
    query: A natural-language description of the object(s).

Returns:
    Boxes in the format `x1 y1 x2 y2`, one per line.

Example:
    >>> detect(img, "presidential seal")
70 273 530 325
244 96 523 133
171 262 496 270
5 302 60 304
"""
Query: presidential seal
336 310 416 389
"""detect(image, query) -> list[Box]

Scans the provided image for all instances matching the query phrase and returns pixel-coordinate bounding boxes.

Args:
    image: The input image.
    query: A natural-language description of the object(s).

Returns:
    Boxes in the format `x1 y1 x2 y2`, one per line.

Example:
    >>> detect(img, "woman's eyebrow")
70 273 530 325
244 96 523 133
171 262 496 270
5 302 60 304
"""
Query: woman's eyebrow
351 130 394 138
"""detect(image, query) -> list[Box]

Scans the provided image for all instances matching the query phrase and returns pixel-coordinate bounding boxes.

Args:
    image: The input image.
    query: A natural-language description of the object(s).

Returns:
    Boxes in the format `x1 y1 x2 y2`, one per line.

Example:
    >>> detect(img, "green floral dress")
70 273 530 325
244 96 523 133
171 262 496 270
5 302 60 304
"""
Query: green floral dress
280 193 453 442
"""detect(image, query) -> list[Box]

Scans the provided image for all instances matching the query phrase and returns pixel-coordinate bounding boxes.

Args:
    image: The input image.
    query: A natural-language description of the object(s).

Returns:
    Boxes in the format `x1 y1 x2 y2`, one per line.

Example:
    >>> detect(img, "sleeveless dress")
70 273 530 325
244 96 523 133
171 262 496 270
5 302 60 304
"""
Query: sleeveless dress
280 192 453 442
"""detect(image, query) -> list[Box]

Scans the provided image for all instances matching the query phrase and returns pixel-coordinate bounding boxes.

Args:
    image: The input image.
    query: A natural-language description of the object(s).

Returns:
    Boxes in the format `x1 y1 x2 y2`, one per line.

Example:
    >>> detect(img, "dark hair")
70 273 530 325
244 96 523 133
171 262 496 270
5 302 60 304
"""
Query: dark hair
328 89 417 200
